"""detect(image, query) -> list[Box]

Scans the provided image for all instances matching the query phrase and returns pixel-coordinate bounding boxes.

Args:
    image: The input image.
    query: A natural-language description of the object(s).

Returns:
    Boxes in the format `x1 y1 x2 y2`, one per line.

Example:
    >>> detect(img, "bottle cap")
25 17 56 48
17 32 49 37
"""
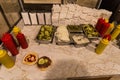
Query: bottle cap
101 39 109 44
13 27 21 35
110 22 114 27
105 19 109 23
0 50 6 58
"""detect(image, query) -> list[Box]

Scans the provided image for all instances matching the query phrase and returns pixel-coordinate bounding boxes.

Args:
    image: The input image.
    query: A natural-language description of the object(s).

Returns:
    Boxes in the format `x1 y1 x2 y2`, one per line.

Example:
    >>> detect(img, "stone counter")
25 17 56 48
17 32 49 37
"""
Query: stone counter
0 25 120 80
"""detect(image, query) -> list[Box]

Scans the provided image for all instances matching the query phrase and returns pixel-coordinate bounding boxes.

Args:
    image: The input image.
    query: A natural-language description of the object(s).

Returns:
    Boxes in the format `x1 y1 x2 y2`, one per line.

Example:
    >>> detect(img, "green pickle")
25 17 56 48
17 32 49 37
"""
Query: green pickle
38 35 43 40
46 37 51 40
41 27 45 32
38 25 53 41
38 58 49 65
38 58 45 64
84 24 99 38
45 31 50 36
44 59 48 63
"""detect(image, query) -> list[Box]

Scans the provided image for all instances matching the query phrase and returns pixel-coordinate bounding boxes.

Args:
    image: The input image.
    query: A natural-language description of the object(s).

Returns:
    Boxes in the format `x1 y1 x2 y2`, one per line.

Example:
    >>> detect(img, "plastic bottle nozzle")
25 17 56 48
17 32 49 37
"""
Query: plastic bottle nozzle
105 19 109 23
13 26 21 36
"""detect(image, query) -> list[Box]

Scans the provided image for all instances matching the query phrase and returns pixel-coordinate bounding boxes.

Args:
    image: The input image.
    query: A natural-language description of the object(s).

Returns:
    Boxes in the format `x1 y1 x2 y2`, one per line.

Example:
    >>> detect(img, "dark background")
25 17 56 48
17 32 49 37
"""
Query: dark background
100 0 120 23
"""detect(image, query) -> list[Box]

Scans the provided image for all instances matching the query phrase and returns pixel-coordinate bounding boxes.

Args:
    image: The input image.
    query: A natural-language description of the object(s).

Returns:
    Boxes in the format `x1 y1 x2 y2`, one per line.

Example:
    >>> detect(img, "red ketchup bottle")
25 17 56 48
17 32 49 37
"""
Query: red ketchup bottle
95 18 105 33
1 33 19 56
100 22 110 37
16 32 28 49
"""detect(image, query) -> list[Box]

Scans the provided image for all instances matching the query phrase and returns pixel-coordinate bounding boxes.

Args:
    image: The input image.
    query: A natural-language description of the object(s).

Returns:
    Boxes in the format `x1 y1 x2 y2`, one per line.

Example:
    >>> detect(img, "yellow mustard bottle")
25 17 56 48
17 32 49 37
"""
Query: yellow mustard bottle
95 39 109 54
111 25 120 41
12 26 21 36
105 22 114 35
0 49 15 68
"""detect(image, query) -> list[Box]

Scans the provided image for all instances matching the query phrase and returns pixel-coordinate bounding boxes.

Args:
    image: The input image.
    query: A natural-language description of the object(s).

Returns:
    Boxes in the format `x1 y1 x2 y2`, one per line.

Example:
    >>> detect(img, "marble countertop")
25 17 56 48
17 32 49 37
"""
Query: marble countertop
0 25 120 80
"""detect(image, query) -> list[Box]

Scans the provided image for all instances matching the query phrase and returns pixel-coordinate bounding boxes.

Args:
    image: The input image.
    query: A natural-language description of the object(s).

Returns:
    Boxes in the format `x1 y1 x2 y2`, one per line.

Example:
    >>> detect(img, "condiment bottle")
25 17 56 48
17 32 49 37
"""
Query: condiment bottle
0 49 15 68
100 19 110 37
16 32 28 49
13 27 28 49
1 33 19 56
105 22 114 35
95 38 109 54
95 18 105 33
111 25 120 41
12 26 21 46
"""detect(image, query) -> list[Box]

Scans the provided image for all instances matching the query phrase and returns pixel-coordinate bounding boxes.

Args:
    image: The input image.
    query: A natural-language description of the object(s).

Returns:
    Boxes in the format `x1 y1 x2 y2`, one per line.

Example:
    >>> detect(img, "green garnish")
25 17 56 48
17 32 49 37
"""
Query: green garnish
38 58 45 64
44 59 48 63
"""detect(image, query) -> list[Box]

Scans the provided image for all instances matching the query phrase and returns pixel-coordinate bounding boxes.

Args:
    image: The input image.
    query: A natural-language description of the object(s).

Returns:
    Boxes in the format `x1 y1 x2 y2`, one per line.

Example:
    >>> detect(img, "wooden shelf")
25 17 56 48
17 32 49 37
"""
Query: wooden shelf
23 0 61 4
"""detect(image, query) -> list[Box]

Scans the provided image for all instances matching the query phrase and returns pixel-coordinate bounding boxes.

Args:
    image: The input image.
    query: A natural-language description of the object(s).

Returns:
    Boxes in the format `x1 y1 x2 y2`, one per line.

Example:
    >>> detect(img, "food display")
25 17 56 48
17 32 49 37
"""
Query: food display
23 52 38 65
55 26 71 45
82 24 100 39
71 34 90 47
67 25 83 33
37 56 52 71
34 24 100 47
36 25 54 43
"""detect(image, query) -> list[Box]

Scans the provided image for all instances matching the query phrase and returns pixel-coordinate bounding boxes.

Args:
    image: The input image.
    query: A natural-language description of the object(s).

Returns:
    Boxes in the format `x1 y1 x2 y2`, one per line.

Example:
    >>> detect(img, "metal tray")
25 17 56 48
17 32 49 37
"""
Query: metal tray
70 33 91 48
55 28 72 45
82 24 100 40
55 36 72 45
35 25 55 44
67 25 83 33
